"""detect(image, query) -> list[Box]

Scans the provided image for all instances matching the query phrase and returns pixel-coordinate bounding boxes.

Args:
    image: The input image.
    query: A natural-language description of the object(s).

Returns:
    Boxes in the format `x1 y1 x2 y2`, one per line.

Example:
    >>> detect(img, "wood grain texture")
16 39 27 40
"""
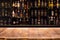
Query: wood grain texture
0 28 60 39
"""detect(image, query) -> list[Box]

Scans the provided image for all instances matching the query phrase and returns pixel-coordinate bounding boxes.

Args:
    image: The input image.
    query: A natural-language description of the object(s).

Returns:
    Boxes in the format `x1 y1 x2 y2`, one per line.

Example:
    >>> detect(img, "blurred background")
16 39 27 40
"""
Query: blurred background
0 0 60 26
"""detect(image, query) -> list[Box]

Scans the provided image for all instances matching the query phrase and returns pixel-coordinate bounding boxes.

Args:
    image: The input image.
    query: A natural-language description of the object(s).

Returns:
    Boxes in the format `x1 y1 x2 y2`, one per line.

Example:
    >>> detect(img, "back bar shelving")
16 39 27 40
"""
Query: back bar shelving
0 0 60 26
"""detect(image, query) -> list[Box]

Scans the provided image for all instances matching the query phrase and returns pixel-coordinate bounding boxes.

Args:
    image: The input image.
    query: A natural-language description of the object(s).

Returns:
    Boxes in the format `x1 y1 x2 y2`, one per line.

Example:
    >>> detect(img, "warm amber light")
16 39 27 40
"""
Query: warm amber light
48 2 53 8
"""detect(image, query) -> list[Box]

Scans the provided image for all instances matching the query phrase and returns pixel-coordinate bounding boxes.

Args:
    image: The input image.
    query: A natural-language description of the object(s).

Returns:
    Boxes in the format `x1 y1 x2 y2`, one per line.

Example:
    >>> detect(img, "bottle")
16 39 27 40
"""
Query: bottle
17 10 20 18
26 13 28 18
44 19 47 25
38 0 40 7
4 2 7 8
56 17 59 25
30 2 33 7
4 20 7 25
7 2 11 8
44 10 47 16
41 10 43 16
22 2 24 8
38 10 40 25
41 0 43 7
12 10 15 17
8 18 11 25
31 10 33 17
51 11 54 16
17 1 20 8
32 18 34 24
41 18 43 25
4 10 7 16
13 21 16 24
15 1 17 7
12 2 15 7
2 9 4 16
57 0 59 8
35 10 37 17
38 10 40 16
35 18 37 25
20 10 23 18
49 16 55 25
24 4 27 9
0 20 3 25
16 18 19 25
35 1 37 7
38 19 40 25
1 2 4 7
44 1 47 7
48 0 53 9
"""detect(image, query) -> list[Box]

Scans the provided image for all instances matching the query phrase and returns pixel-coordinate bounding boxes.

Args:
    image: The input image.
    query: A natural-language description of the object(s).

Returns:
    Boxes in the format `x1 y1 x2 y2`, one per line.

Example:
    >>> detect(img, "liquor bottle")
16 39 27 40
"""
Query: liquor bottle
44 10 47 16
57 0 59 8
34 1 37 8
38 0 40 7
17 10 20 18
44 19 47 25
3 20 5 25
41 0 43 7
20 18 21 21
38 10 40 16
17 1 20 8
30 2 33 8
48 0 53 9
0 20 3 25
20 0 24 2
38 10 40 25
12 10 15 17
7 2 11 8
2 9 4 16
56 17 59 25
22 2 24 8
44 1 47 7
16 18 19 25
41 10 43 16
13 21 16 24
4 10 7 16
4 2 7 8
51 11 54 16
26 2 29 9
35 10 37 17
20 10 23 18
26 12 28 18
50 16 54 22
8 18 11 25
38 19 40 25
31 10 33 17
35 18 37 25
20 0 22 2
41 18 43 25
12 2 15 7
49 16 55 25
32 18 34 24
54 10 58 16
24 4 27 9
15 1 18 7
1 2 4 7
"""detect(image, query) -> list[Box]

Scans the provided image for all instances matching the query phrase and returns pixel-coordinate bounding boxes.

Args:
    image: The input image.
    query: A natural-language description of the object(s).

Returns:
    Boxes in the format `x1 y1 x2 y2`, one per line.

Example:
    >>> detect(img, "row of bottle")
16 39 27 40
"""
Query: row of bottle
0 18 11 25
0 0 60 8
0 17 59 25
0 8 12 17
0 2 12 8
48 0 60 9
12 0 29 18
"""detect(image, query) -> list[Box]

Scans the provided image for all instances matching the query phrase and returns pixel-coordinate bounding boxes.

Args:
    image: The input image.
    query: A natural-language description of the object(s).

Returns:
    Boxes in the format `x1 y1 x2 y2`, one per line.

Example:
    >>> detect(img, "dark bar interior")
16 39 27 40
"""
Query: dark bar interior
0 0 60 26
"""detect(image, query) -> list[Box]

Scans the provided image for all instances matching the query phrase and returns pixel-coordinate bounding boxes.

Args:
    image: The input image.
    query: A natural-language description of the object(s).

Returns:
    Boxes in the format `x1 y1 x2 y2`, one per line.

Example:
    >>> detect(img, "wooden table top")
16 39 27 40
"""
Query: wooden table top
0 28 60 39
